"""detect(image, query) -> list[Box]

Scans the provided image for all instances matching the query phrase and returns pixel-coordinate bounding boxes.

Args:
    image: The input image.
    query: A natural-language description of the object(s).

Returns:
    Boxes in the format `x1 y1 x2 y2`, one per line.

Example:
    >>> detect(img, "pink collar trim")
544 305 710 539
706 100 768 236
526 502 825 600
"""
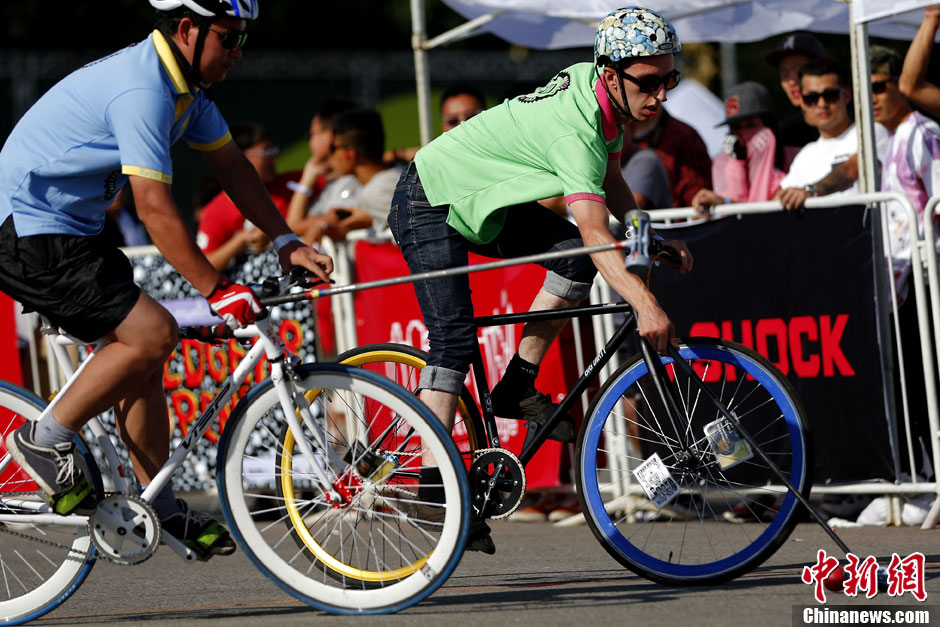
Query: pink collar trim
595 77 620 142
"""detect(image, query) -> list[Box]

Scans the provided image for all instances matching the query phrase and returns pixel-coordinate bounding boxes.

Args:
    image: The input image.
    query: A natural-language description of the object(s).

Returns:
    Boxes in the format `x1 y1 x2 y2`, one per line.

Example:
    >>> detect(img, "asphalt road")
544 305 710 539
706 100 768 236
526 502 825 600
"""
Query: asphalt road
37 513 940 627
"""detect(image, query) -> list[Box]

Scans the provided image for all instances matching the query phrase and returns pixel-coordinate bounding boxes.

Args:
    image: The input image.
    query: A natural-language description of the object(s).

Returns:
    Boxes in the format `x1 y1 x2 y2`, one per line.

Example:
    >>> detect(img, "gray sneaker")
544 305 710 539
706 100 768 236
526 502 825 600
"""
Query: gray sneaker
5 422 95 515
160 499 236 561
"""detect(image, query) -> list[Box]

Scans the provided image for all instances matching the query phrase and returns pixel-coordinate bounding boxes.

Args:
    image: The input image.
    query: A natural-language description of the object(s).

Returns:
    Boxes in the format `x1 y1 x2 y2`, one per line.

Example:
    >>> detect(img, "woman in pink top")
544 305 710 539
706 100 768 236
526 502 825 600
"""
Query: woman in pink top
692 82 791 212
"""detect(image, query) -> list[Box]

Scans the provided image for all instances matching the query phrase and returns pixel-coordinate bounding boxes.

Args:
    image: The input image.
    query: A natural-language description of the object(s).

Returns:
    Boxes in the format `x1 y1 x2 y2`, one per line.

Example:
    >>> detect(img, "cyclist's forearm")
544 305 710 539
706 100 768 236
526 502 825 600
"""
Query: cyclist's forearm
145 213 220 296
576 219 659 314
204 143 294 239
131 177 221 296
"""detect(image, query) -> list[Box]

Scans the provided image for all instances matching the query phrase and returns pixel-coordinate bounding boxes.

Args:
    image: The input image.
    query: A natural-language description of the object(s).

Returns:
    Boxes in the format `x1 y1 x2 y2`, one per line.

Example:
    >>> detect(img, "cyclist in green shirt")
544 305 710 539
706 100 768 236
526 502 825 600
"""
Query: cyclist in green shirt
389 7 693 553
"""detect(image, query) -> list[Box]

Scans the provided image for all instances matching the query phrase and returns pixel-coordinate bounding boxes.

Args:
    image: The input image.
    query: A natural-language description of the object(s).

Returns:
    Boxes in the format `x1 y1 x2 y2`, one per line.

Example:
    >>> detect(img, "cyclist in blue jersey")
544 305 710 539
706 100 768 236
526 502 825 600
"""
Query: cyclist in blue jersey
0 0 332 560
389 7 693 553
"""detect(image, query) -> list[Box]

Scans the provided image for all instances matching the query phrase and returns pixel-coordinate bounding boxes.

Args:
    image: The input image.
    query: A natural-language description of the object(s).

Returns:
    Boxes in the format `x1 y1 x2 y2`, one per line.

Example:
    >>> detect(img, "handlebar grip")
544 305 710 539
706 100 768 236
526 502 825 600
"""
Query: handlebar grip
651 238 683 267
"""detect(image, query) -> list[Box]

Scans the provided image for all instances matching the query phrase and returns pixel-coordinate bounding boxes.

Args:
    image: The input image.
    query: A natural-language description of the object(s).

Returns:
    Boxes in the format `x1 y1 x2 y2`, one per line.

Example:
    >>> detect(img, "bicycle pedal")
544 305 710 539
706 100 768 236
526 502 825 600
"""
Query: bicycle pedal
51 477 95 516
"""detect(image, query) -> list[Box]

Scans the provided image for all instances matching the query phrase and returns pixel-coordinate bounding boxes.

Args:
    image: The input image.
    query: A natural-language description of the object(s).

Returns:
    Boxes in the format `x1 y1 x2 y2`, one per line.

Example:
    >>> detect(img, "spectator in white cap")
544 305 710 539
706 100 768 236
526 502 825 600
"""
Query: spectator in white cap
691 81 789 213
765 32 826 150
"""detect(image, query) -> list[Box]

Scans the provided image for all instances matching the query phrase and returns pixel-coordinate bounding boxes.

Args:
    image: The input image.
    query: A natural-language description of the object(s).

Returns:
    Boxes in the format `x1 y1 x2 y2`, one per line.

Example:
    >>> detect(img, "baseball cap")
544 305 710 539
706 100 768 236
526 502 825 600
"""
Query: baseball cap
717 82 774 126
765 32 825 68
869 45 902 77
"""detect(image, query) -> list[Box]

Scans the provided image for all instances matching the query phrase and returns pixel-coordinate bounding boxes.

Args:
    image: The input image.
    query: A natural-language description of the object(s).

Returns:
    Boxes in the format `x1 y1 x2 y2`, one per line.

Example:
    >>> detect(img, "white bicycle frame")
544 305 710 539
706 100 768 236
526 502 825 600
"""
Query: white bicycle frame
0 312 345 563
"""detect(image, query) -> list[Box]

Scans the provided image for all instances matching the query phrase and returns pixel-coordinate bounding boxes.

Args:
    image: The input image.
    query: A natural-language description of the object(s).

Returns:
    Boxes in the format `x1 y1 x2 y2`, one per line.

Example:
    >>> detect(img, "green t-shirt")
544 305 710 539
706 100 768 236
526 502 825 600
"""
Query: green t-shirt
415 62 624 245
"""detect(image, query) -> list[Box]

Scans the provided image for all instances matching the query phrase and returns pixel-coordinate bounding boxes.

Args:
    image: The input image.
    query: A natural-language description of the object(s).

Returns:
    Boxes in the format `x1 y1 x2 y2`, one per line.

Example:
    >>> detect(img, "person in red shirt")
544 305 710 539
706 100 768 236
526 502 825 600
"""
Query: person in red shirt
632 107 712 208
196 121 300 270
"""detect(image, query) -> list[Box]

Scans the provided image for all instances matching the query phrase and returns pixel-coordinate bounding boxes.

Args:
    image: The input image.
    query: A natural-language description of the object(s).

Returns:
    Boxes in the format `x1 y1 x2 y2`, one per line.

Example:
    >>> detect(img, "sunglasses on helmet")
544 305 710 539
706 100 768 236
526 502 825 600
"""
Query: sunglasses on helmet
619 70 681 94
801 88 844 106
209 27 248 50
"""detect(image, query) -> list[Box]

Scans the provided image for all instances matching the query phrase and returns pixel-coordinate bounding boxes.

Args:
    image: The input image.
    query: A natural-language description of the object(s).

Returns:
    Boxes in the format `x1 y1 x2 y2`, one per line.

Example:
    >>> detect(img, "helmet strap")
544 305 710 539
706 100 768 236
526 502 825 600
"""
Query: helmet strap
159 16 215 91
595 64 640 123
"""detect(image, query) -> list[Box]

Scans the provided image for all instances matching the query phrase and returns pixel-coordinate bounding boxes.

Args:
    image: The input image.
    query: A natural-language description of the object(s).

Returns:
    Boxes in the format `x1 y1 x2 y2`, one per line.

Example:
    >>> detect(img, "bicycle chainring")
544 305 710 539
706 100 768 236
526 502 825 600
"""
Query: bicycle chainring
89 493 161 565
469 448 526 520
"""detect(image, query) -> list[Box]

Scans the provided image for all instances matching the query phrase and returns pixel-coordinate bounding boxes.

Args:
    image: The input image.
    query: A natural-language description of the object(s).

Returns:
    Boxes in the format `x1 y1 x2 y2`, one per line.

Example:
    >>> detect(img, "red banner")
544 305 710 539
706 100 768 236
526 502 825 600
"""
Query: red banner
0 293 22 386
353 241 567 490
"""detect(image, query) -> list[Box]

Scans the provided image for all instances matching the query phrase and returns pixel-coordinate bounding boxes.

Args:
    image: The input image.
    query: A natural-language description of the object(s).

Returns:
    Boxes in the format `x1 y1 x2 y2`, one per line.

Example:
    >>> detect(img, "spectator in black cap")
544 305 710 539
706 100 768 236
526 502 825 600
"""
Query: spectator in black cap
766 32 826 151
691 82 788 213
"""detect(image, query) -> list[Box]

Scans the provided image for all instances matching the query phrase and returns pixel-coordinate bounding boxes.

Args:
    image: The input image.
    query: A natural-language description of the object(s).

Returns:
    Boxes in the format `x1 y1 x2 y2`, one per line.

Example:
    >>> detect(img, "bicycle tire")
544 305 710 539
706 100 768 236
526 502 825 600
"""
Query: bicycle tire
577 338 812 585
218 363 470 614
0 381 97 625
332 343 487 468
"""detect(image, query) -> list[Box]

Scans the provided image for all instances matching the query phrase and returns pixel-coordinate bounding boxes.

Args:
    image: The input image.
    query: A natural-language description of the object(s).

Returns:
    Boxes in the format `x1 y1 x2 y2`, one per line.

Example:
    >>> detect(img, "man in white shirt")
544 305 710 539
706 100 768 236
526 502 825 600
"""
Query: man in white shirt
776 58 886 212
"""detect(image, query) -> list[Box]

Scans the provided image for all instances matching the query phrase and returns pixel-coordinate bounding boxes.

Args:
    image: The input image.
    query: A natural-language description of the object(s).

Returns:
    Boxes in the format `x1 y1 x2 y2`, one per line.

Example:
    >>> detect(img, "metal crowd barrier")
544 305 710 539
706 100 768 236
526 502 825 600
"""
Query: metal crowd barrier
15 191 940 529
330 194 940 530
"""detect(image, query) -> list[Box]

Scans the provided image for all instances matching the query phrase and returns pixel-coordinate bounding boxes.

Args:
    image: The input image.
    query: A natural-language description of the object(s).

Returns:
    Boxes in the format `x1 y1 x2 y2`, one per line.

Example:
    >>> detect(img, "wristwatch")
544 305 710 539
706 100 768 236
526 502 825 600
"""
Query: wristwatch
803 184 817 197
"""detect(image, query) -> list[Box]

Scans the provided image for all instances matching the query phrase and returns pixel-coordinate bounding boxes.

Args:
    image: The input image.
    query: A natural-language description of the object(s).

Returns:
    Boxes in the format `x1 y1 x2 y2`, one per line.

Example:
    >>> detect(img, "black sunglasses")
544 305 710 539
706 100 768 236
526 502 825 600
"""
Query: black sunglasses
801 88 843 105
620 69 681 94
209 27 248 50
871 79 896 94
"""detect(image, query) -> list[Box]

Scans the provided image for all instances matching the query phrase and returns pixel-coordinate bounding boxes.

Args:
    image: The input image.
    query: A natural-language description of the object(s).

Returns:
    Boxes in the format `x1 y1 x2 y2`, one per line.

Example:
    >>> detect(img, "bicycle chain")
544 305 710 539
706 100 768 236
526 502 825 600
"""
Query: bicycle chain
0 492 162 564
0 491 91 558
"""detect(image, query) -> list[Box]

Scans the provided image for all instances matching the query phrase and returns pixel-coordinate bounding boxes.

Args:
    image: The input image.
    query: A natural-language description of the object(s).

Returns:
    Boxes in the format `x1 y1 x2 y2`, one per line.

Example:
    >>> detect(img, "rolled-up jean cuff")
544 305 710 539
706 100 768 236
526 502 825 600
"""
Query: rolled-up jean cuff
418 365 467 396
543 271 593 301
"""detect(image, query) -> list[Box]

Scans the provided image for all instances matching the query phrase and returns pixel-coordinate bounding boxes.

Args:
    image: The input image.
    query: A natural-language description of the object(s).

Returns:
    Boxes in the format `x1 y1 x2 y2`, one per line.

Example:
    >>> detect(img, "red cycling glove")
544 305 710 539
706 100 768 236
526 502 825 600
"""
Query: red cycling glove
207 281 262 330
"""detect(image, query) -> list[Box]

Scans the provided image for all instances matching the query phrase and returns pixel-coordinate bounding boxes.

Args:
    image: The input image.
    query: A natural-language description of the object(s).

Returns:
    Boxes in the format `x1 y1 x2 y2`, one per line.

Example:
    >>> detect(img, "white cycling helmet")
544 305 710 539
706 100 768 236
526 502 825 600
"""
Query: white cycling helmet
152 0 258 89
594 7 681 66
149 0 259 20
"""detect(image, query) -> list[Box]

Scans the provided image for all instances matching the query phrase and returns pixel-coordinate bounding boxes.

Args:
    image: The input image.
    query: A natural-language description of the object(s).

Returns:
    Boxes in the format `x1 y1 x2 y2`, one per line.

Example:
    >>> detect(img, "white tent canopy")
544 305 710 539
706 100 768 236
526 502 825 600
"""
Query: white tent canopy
439 0 935 49
412 0 937 147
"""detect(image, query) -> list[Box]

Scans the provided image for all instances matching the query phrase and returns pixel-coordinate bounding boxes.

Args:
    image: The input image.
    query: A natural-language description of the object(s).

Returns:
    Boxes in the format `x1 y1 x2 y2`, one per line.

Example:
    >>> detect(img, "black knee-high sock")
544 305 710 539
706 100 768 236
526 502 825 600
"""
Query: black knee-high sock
418 467 444 503
497 353 540 398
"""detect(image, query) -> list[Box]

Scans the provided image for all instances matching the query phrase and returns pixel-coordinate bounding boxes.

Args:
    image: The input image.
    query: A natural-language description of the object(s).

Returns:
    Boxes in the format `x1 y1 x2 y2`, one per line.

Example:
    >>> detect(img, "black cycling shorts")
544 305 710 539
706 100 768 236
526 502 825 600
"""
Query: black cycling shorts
0 216 141 342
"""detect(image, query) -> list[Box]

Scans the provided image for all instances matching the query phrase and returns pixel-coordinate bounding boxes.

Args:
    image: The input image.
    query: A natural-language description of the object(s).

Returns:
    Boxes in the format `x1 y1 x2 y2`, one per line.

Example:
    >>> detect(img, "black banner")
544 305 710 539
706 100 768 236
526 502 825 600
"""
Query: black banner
650 208 894 484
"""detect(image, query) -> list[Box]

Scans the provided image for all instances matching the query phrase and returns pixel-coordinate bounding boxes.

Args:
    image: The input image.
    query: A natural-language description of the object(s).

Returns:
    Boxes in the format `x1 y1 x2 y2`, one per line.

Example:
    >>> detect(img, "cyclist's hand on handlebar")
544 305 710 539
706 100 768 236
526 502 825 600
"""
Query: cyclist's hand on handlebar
635 299 676 355
207 280 262 330
278 240 334 283
662 239 693 274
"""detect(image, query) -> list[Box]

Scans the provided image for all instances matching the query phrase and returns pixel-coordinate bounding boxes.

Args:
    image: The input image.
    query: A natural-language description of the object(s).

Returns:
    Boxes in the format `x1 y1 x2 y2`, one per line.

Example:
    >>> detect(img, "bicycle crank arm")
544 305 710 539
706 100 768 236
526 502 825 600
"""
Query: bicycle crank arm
162 530 198 563
665 345 852 557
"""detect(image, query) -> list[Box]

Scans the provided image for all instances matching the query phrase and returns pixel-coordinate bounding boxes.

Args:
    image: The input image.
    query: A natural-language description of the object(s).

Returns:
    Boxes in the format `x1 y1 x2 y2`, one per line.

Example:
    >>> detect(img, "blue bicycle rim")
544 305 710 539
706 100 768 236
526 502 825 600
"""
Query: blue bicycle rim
580 343 808 582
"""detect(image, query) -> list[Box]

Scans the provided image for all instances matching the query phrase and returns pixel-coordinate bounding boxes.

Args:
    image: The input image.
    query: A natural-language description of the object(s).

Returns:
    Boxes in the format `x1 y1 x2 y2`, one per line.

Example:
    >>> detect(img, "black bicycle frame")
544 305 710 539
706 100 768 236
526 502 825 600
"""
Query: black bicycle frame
469 301 637 465
468 299 850 555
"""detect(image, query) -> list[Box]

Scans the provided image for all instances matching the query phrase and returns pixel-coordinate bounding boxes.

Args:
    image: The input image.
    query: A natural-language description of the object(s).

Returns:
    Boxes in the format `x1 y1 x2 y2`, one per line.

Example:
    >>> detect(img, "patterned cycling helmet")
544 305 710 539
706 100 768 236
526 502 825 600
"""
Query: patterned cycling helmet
594 7 681 66
149 0 259 19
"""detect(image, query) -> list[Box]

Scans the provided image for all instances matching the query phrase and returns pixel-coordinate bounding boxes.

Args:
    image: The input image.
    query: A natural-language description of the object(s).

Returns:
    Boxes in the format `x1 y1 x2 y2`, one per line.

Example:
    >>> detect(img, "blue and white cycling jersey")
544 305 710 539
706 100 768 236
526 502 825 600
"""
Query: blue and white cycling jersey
0 30 231 237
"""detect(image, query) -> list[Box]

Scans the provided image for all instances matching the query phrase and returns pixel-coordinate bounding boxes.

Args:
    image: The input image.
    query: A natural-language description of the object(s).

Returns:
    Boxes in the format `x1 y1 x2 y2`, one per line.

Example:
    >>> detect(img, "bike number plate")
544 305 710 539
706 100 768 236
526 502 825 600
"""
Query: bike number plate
633 453 679 509
704 418 754 470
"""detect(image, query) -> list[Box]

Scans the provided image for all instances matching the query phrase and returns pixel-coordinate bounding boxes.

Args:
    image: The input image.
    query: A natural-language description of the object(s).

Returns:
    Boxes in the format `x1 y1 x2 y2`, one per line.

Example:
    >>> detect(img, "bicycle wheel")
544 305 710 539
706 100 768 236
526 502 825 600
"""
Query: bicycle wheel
218 363 470 614
0 381 96 625
332 343 486 469
577 338 812 585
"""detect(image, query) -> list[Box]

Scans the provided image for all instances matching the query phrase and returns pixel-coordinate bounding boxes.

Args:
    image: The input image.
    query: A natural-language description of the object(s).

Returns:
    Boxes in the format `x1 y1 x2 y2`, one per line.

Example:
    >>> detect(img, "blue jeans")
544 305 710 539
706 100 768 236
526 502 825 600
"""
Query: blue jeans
388 162 596 395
